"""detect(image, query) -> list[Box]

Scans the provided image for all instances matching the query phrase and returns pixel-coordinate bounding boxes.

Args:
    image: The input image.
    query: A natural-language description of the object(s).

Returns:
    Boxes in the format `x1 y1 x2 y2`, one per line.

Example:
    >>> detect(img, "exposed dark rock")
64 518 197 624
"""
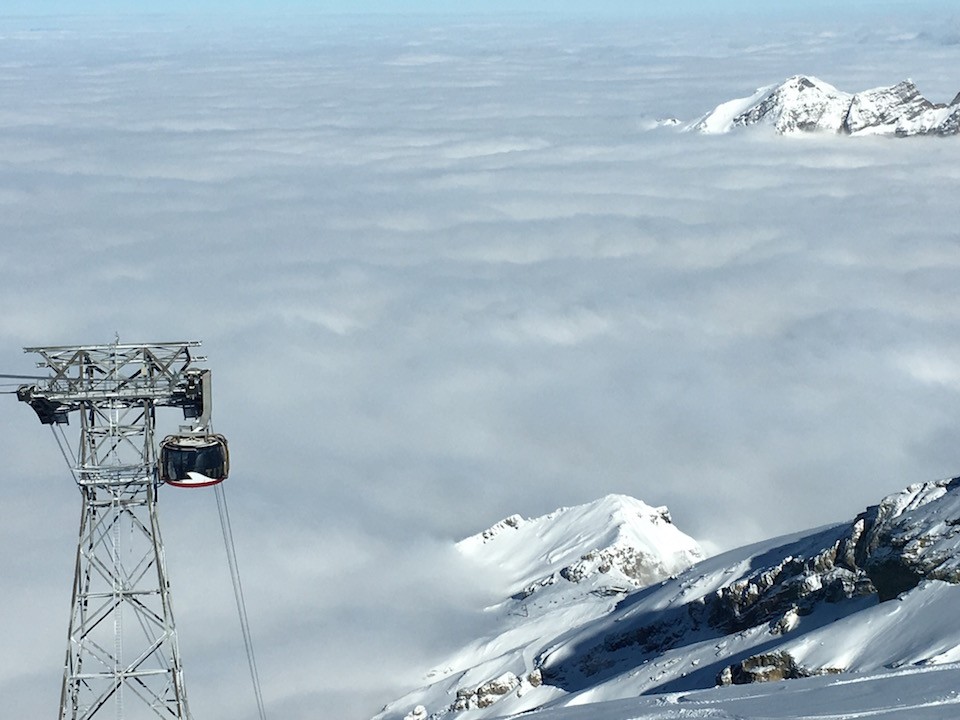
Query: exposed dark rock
864 556 925 602
706 538 872 635
861 478 960 599
936 107 960 136
844 80 936 133
730 76 850 134
717 651 842 686
453 673 520 711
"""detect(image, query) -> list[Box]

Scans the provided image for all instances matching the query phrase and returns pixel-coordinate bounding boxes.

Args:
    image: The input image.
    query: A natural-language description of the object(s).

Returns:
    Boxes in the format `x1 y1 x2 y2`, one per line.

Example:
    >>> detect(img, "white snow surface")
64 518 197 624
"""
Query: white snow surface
512 662 960 720
378 479 960 720
690 82 777 134
784 580 960 671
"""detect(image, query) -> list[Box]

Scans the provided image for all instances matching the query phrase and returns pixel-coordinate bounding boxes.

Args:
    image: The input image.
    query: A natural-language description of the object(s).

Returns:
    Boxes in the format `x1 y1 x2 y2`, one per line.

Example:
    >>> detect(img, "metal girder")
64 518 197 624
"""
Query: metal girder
21 342 204 413
60 483 188 720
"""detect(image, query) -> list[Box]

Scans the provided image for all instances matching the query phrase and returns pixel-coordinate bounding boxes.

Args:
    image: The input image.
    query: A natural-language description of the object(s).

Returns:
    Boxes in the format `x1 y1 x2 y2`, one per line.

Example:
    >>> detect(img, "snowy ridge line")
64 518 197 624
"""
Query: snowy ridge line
377 477 960 720
688 76 960 136
456 494 704 598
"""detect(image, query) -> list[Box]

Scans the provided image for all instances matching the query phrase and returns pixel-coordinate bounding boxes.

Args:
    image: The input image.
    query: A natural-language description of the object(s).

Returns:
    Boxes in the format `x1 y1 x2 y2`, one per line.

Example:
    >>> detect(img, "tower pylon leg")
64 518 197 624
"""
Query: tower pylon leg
59 482 189 720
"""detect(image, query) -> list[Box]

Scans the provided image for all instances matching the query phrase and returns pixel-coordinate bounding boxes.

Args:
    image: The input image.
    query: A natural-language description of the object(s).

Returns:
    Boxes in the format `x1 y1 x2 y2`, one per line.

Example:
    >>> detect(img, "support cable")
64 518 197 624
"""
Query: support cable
215 483 268 720
51 425 81 485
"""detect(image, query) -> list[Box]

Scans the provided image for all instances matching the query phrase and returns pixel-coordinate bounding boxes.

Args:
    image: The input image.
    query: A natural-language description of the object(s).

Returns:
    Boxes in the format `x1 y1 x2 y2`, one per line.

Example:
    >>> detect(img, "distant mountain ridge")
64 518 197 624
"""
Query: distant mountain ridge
376 479 960 720
691 76 960 136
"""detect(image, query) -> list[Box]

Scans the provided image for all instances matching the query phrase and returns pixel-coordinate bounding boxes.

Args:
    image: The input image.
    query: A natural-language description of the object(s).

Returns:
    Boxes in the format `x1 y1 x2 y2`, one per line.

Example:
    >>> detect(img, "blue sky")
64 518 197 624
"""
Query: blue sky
1 0 954 18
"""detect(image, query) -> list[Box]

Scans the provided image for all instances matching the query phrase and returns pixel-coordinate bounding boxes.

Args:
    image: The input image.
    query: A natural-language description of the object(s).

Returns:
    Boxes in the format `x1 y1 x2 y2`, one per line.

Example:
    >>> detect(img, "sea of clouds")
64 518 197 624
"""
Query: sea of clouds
1 9 959 719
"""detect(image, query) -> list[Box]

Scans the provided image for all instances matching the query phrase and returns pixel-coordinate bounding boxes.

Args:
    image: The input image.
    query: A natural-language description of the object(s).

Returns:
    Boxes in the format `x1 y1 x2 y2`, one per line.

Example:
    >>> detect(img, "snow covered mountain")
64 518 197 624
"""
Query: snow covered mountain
376 478 960 720
373 495 703 720
691 75 960 136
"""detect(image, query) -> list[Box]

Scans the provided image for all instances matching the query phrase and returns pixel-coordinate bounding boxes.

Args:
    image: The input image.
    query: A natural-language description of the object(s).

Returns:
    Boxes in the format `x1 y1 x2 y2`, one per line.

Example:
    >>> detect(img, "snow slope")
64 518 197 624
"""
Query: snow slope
377 478 960 720
509 662 960 720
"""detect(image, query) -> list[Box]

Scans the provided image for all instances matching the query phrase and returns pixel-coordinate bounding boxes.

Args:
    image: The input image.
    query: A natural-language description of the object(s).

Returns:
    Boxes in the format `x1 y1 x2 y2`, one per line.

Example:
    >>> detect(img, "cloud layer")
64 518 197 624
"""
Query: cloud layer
1 10 959 720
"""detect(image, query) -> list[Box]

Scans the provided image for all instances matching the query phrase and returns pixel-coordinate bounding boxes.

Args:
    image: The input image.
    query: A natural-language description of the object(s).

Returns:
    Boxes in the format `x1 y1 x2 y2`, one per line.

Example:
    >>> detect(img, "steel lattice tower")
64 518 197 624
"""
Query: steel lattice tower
17 342 214 720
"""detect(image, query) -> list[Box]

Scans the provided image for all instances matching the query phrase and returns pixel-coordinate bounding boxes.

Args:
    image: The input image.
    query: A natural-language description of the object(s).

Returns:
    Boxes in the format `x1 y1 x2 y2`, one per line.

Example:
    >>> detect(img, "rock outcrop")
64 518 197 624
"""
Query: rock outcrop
860 478 960 600
453 674 520 710
717 650 841 685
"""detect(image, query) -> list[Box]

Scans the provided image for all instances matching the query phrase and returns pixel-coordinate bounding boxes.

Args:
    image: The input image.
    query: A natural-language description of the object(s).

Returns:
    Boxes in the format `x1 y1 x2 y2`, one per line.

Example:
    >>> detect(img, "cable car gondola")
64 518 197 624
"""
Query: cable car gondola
160 433 229 488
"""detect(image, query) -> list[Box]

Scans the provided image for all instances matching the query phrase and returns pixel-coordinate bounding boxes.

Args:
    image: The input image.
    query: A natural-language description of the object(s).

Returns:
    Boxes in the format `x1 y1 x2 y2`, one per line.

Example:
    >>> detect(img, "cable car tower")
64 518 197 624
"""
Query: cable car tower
15 341 229 720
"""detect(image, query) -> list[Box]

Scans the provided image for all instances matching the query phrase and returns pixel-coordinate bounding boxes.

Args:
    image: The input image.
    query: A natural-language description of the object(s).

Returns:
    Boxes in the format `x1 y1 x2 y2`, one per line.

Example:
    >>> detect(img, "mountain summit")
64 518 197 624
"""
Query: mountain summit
374 495 702 720
457 494 704 596
691 76 960 136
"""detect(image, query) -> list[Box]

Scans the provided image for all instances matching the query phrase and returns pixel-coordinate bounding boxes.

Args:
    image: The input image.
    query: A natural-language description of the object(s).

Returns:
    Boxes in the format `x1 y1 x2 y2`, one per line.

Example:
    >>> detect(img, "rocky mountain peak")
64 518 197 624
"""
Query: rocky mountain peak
458 494 703 598
691 76 960 136
735 75 851 134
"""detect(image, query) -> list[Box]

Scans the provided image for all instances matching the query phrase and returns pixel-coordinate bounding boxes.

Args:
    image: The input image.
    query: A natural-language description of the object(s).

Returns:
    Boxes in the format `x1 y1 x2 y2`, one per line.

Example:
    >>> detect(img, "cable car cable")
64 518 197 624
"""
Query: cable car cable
50 426 80 484
214 483 268 720
216 484 267 720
